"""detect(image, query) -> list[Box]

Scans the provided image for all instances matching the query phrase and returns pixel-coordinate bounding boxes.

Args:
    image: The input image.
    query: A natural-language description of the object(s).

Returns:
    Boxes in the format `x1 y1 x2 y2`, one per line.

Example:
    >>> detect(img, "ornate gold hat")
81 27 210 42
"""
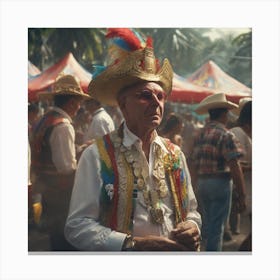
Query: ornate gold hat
88 28 173 107
39 73 91 99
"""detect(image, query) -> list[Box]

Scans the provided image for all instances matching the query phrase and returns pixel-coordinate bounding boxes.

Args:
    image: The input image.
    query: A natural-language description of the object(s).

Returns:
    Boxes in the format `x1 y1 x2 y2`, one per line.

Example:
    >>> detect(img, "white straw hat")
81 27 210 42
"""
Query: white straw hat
195 93 238 115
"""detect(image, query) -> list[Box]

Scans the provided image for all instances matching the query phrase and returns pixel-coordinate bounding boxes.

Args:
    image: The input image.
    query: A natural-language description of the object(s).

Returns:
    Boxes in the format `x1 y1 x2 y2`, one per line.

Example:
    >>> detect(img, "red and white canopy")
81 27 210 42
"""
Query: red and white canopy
28 52 92 102
186 60 252 103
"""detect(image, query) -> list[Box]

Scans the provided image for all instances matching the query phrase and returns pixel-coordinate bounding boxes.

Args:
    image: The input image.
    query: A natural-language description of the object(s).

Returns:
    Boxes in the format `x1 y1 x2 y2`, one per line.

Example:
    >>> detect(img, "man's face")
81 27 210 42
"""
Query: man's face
118 82 166 133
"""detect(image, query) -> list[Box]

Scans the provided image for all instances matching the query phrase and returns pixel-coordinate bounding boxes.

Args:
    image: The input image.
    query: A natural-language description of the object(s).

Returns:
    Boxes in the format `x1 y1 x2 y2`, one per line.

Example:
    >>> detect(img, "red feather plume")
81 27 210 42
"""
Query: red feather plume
146 36 153 48
106 28 142 51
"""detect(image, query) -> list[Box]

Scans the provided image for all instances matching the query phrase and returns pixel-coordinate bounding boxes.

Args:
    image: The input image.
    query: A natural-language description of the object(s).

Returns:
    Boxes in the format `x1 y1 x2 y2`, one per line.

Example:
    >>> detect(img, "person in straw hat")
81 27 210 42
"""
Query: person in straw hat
65 28 201 251
31 73 91 251
189 93 246 251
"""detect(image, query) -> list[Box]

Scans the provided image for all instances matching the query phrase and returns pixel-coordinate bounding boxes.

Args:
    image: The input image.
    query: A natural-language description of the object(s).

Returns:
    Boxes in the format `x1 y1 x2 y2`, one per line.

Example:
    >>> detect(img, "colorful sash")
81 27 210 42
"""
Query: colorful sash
96 131 189 233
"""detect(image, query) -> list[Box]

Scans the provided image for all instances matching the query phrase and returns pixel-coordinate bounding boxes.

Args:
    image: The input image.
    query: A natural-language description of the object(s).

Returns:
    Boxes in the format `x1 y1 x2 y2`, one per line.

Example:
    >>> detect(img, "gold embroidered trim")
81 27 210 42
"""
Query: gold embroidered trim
121 153 134 234
167 169 182 224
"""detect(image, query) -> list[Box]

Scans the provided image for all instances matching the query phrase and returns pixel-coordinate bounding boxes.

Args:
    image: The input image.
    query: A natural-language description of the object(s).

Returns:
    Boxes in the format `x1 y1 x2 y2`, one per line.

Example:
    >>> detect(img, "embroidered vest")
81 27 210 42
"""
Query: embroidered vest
31 110 66 174
96 130 189 234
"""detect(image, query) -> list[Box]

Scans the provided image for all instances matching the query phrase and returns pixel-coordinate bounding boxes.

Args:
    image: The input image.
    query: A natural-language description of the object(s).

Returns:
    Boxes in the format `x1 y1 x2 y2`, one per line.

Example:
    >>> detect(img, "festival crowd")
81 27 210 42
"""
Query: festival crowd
28 28 252 252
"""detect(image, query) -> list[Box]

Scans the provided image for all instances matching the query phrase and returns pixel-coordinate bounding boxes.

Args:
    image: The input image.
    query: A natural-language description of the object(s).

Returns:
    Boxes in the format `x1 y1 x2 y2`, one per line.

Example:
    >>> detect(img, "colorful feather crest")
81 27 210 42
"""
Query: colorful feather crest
106 28 146 51
105 28 154 66
91 28 157 78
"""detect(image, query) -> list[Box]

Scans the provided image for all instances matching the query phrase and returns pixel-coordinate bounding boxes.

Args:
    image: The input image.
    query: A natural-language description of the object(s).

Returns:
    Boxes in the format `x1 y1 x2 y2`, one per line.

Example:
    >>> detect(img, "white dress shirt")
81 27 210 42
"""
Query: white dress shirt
83 107 115 142
65 122 201 251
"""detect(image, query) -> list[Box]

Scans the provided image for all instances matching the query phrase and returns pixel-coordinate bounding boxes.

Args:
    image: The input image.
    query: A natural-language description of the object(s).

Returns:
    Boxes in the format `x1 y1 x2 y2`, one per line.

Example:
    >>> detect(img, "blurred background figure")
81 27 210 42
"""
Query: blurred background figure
28 102 39 137
83 98 115 143
73 107 91 146
181 112 198 160
105 106 124 129
31 74 90 251
28 103 40 227
189 93 246 251
158 113 184 147
227 98 252 248
28 139 33 226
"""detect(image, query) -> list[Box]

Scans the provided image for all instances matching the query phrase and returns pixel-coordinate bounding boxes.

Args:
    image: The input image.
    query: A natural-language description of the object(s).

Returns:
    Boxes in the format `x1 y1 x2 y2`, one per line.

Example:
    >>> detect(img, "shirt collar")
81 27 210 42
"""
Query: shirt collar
122 122 168 153
92 107 104 117
51 106 73 123
122 122 140 147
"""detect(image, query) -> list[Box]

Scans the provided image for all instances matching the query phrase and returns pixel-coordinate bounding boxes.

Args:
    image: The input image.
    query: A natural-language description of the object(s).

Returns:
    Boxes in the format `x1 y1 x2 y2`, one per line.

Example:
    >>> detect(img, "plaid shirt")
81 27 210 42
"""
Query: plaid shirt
190 121 243 174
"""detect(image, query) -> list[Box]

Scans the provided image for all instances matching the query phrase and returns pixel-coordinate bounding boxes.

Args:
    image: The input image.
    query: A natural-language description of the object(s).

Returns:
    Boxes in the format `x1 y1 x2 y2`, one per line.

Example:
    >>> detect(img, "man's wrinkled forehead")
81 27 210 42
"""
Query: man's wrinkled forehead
118 81 164 97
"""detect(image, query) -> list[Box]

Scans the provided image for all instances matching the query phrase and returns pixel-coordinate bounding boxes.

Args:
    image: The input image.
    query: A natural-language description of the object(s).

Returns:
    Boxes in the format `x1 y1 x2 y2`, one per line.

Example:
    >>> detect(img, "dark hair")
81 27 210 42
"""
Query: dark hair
208 108 228 120
238 101 252 126
160 113 183 134
54 95 75 108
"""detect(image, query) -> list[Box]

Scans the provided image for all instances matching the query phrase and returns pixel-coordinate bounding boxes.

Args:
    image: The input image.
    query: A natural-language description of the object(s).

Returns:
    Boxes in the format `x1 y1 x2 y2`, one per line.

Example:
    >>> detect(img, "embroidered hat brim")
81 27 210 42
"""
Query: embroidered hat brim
88 48 173 107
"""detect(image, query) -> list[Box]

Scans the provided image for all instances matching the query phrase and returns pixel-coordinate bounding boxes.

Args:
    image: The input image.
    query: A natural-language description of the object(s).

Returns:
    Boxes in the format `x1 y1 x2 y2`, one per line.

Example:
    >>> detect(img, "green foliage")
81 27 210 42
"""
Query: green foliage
28 28 107 71
230 31 252 87
28 28 251 87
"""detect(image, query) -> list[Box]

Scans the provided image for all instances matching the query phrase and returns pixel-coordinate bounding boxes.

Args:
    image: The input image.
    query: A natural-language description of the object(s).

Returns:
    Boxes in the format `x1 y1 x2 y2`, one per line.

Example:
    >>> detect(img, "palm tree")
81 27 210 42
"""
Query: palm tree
231 31 252 60
28 28 53 69
28 28 252 87
139 28 216 76
45 28 107 70
230 31 252 87
28 28 107 71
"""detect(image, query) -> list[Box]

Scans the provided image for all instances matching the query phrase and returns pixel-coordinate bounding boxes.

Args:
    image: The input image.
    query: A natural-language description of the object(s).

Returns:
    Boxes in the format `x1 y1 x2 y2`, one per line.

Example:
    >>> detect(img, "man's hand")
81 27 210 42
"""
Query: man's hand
133 235 190 251
170 221 201 251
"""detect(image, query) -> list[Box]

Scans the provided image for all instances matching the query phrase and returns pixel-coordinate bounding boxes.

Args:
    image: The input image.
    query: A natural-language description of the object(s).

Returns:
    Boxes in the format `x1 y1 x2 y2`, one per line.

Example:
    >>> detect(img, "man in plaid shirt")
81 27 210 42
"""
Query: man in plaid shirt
189 93 246 251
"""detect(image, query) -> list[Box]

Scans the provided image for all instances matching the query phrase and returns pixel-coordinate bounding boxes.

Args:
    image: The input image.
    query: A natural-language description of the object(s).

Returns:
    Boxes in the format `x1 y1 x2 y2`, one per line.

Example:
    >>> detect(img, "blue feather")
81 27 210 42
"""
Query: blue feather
112 38 131 51
91 65 107 78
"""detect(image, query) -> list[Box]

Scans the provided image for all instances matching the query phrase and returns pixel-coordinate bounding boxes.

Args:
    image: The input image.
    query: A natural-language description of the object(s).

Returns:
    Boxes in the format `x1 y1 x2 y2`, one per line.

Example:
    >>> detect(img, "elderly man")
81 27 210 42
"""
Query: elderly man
189 93 246 251
31 74 91 251
65 28 201 251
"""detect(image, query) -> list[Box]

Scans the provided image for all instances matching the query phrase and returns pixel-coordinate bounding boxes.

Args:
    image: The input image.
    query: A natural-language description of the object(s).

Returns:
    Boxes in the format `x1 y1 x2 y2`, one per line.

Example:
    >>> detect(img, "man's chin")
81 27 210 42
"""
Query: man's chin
143 115 162 129
151 118 162 128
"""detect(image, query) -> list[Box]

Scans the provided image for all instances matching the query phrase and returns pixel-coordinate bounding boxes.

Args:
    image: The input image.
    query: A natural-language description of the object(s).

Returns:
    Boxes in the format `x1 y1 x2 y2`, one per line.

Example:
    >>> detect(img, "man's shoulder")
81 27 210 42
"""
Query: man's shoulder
45 110 68 123
230 126 243 135
34 110 68 134
206 122 230 136
93 109 113 122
